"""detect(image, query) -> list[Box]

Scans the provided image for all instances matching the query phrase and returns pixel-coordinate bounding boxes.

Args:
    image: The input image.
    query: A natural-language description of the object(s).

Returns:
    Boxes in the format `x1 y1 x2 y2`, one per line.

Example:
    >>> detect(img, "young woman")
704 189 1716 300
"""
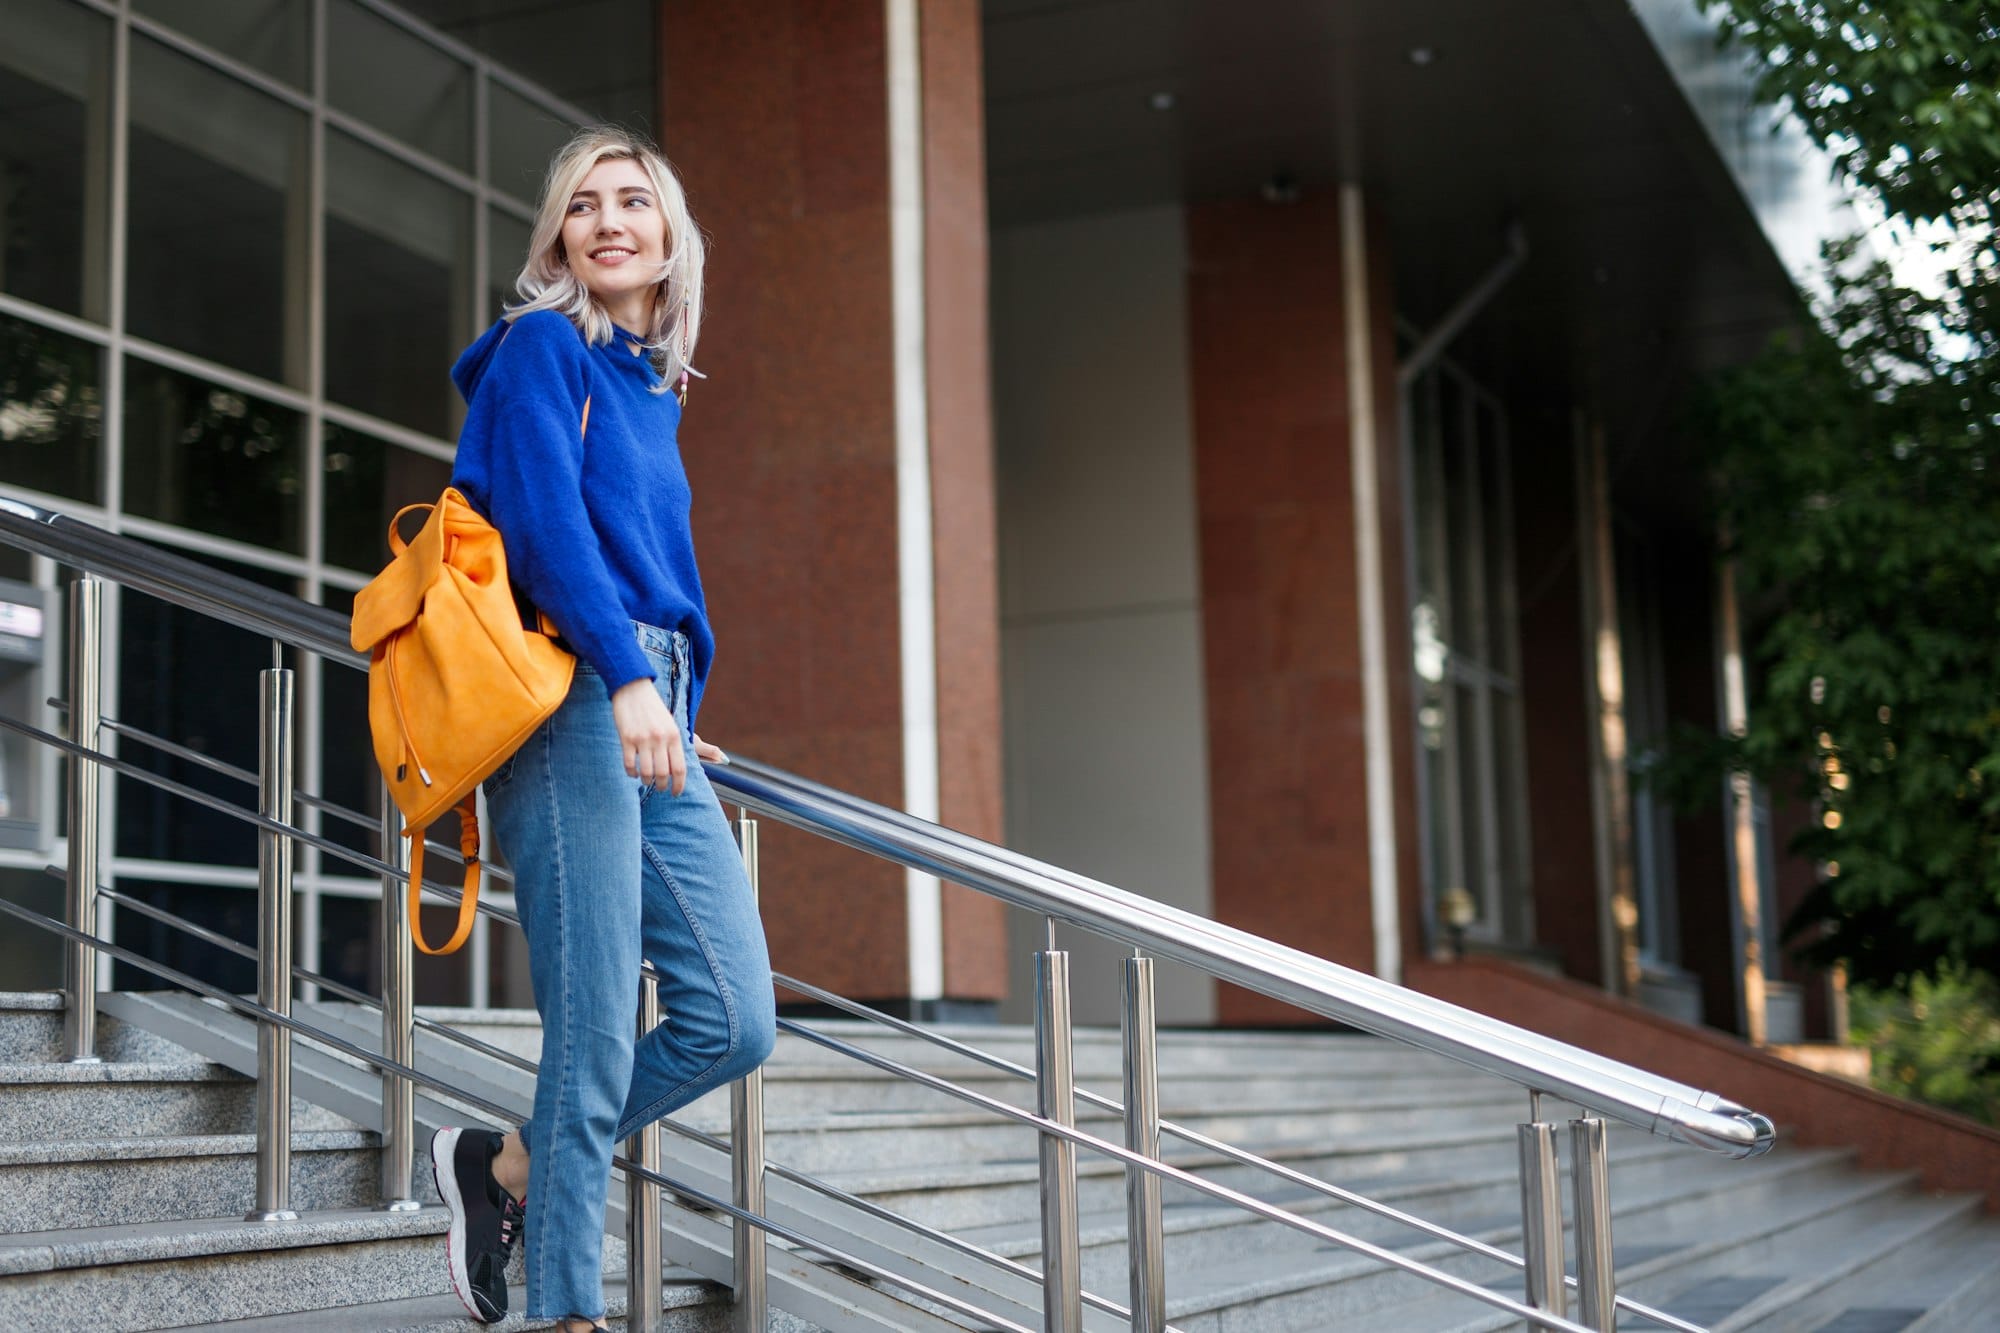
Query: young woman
427 127 777 1333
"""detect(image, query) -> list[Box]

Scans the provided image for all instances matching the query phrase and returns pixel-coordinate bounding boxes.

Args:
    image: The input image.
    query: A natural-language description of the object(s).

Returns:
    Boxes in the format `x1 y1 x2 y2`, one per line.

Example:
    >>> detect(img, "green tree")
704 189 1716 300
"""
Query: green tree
1673 2 2000 990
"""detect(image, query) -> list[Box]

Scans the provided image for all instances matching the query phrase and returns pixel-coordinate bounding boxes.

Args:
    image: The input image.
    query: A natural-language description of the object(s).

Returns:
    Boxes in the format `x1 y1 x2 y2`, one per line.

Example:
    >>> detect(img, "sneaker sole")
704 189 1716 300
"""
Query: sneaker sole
429 1126 502 1323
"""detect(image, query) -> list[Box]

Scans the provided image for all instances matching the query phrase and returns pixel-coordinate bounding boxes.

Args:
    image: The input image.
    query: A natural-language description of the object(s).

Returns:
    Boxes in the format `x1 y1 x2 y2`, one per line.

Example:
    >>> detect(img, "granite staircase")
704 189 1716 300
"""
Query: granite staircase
3 991 1998 1331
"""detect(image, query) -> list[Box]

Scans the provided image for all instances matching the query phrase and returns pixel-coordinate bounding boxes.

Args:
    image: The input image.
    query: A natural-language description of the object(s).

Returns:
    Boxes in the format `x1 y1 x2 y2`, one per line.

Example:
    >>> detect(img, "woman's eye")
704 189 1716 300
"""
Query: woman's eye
625 196 651 209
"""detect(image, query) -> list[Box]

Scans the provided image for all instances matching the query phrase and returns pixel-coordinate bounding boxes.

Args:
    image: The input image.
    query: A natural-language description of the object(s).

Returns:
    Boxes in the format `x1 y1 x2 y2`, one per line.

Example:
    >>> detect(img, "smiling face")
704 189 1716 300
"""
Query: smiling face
560 155 668 332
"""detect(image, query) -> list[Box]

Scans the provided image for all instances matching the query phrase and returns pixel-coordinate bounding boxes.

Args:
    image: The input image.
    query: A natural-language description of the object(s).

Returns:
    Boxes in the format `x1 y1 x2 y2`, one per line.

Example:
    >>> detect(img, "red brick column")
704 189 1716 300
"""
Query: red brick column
1185 192 1418 1023
662 1 1003 1010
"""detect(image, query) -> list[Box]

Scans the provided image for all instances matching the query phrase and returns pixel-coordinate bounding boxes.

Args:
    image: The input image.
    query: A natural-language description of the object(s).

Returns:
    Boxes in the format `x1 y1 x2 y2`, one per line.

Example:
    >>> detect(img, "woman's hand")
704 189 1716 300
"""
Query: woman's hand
692 734 727 764
611 678 685 795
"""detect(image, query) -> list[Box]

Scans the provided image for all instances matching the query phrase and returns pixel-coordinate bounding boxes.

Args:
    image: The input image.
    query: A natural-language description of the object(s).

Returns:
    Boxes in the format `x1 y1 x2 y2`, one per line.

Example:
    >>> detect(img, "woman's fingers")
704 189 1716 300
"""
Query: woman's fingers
666 728 687 797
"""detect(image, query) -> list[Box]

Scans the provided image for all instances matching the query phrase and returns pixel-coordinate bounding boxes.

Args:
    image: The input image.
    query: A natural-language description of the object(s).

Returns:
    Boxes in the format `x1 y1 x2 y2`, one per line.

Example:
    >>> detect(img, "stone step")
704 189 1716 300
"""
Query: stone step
0 1129 398 1231
1707 1191 1989 1332
736 1095 1524 1178
0 1060 363 1140
160 1273 744 1332
0 992 202 1064
1002 1139 1852 1296
914 1138 1847 1330
812 1118 1560 1234
0 1206 556 1332
1328 1160 1952 1328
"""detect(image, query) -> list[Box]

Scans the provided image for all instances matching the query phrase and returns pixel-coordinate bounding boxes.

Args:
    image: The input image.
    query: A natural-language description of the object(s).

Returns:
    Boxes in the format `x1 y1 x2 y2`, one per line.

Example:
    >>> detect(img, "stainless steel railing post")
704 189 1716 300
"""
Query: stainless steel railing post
627 971 665 1332
1517 1110 1566 1318
1036 947 1083 1333
1122 953 1166 1333
378 782 419 1211
248 666 299 1222
730 810 767 1331
62 577 104 1065
1571 1117 1616 1330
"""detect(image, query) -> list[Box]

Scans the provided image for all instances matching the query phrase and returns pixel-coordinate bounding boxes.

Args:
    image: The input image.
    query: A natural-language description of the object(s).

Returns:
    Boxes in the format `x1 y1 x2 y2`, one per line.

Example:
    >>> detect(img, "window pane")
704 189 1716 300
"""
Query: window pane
327 0 472 170
115 555 297 872
322 422 452 574
0 313 103 504
395 0 657 135
315 584 377 865
0 0 111 318
123 358 304 551
128 35 306 385
325 131 470 437
131 0 310 89
487 208 531 323
488 80 571 206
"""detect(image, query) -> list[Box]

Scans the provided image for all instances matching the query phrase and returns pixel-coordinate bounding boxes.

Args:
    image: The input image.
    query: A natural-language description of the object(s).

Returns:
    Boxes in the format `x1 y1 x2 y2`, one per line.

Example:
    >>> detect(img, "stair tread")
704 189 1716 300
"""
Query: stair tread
0 1060 238 1084
0 1127 377 1166
0 1206 451 1275
160 1274 724 1332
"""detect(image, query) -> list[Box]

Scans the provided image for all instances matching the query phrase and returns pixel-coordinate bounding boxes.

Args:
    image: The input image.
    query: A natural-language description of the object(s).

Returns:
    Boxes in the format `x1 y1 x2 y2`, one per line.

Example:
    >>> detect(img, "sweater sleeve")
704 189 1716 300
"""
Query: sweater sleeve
461 313 654 691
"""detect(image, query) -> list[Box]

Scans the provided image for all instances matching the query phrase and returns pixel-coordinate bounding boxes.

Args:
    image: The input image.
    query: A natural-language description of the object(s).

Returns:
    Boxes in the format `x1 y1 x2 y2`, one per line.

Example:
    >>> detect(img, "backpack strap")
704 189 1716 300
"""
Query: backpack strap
406 791 482 956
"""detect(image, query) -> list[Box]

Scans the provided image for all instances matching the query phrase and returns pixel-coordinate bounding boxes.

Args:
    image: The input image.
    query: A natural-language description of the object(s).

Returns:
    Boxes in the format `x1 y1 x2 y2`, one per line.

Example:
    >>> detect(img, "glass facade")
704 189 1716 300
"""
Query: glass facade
0 0 639 1000
1406 358 1533 949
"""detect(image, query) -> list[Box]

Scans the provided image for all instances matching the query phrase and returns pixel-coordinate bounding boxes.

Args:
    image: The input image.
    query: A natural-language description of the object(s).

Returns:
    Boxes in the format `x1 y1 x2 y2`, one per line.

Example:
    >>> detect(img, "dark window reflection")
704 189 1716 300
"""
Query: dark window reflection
325 131 469 438
487 81 573 206
124 358 304 551
0 0 109 318
316 584 376 866
131 0 311 90
397 0 656 140
110 878 258 995
127 34 305 385
322 421 452 574
316 891 378 997
487 209 531 326
327 0 472 171
114 555 296 872
0 866 63 991
0 313 103 503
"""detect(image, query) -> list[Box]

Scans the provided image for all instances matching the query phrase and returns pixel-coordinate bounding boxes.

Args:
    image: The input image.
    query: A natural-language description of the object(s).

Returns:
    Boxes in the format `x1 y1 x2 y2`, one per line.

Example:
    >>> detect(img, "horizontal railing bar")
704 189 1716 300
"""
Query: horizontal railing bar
744 760 1750 1123
775 1019 1599 1333
1 499 1767 1161
94 881 1146 1331
0 503 361 666
87 880 542 1078
0 712 526 909
773 967 1702 1332
718 760 1769 1158
0 894 1031 1333
651 1104 1159 1328
100 712 501 863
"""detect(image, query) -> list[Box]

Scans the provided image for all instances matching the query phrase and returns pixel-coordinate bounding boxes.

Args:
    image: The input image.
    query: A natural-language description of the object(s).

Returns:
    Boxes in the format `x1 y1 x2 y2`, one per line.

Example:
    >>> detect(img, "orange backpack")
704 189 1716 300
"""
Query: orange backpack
349 487 575 954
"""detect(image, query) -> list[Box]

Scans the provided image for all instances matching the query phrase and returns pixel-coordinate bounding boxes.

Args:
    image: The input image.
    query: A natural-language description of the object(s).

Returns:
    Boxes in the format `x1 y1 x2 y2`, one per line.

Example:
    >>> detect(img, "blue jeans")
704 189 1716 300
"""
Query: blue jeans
483 622 776 1321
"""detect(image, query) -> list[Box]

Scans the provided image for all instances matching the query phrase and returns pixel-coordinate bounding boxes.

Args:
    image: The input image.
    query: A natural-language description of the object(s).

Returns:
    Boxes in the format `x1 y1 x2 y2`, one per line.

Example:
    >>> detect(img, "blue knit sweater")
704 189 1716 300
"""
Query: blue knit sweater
449 309 715 725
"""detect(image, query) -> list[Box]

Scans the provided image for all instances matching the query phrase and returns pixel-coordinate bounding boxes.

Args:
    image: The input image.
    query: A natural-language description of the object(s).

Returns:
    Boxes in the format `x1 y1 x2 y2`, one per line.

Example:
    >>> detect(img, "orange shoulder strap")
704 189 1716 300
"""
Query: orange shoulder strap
405 792 482 956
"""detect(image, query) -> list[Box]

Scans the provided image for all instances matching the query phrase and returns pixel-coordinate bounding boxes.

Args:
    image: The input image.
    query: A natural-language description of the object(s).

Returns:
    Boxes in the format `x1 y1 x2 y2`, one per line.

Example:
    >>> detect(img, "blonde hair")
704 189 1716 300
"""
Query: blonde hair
508 126 704 394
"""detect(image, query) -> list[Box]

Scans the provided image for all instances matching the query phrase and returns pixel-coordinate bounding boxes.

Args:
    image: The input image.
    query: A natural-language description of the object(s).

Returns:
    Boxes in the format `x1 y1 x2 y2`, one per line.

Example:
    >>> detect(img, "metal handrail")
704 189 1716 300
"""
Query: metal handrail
708 757 1771 1158
0 497 1765 1330
0 894 1045 1333
0 496 1771 1157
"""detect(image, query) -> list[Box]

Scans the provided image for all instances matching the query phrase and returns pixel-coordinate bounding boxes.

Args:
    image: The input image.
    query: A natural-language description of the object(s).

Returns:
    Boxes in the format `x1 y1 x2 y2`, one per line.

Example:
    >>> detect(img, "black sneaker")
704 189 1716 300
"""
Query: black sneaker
430 1126 524 1323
